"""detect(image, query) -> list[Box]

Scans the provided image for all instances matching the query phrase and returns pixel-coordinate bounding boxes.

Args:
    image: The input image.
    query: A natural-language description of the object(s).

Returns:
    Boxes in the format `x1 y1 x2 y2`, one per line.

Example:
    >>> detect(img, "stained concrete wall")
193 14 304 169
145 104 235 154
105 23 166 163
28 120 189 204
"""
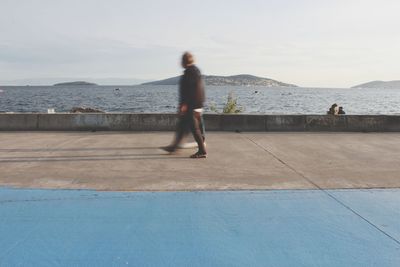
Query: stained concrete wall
0 113 399 132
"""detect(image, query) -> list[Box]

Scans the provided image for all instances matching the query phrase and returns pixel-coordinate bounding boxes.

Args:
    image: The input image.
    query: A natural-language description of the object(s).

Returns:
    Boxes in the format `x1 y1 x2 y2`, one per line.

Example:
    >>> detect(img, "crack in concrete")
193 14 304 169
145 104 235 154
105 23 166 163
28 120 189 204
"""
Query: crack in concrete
243 134 400 246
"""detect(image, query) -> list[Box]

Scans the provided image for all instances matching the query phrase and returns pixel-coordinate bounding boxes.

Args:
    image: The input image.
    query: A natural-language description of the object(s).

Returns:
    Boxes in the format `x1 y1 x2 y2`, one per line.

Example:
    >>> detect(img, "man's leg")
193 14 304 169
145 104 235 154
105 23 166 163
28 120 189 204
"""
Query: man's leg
178 113 205 149
190 111 207 156
199 113 206 142
164 114 190 152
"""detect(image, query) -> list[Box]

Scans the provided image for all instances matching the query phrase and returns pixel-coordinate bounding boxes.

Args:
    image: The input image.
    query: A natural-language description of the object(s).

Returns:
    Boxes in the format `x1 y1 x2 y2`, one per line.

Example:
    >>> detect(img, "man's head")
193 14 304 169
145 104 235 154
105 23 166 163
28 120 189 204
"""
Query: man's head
181 52 195 68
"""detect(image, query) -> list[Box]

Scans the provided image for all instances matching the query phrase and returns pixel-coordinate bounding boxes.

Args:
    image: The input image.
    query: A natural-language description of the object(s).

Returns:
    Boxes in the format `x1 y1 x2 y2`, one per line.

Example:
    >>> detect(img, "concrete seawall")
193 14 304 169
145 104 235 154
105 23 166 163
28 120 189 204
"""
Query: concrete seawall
0 113 399 132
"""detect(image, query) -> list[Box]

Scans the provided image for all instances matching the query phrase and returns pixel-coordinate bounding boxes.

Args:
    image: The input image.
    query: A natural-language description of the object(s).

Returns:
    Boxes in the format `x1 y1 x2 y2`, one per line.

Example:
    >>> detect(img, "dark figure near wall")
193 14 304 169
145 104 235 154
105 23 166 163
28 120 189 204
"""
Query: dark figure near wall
327 103 339 115
162 52 207 158
338 107 346 115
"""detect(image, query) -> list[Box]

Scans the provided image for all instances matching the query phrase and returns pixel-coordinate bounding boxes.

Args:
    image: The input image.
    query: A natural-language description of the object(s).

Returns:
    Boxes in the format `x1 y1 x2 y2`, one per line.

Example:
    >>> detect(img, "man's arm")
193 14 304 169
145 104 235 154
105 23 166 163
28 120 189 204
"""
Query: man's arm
178 75 188 115
193 70 205 109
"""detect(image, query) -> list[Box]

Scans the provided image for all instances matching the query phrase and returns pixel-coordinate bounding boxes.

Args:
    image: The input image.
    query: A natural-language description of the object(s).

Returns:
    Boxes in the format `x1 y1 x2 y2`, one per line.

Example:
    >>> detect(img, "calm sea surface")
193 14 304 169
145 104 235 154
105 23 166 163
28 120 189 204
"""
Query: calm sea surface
0 85 399 114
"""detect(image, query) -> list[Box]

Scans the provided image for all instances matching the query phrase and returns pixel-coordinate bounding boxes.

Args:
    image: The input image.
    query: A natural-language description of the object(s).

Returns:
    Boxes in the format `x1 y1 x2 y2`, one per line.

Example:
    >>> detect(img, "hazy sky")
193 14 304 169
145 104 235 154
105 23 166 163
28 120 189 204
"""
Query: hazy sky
1 0 399 87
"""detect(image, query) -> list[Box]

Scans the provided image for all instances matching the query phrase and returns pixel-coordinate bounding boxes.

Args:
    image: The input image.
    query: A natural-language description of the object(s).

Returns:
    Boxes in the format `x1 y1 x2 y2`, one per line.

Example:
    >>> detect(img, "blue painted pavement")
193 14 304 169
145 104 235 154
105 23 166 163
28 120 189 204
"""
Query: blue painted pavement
0 188 399 267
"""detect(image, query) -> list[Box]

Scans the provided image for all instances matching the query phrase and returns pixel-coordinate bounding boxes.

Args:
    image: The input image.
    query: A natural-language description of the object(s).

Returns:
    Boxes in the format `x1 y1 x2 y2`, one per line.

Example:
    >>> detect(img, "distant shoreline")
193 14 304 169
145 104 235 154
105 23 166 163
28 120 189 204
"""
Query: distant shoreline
142 74 298 87
53 81 98 86
3 85 400 90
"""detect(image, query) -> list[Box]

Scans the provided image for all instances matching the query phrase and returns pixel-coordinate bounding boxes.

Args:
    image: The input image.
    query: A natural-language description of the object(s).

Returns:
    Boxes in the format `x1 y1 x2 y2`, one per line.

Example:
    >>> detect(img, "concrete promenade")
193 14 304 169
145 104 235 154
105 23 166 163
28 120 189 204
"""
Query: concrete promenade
0 131 400 191
1 131 400 266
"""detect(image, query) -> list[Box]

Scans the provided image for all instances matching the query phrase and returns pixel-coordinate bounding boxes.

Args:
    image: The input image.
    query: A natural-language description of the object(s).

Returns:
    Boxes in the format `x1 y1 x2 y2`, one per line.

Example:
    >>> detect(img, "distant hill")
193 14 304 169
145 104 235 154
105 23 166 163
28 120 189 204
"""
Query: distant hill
54 81 98 86
352 80 400 89
142 76 181 86
0 77 147 86
142 74 297 87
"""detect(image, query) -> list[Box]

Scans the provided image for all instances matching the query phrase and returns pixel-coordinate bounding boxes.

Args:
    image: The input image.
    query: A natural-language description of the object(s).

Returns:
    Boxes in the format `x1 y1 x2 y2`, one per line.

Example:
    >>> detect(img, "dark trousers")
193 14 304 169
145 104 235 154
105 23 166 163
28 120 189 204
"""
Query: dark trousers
174 110 206 153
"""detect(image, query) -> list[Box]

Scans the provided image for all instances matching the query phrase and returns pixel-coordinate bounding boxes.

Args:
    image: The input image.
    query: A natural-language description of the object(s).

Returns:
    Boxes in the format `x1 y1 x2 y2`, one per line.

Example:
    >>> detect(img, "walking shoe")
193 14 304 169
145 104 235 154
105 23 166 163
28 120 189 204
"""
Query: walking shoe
190 151 207 159
161 145 176 153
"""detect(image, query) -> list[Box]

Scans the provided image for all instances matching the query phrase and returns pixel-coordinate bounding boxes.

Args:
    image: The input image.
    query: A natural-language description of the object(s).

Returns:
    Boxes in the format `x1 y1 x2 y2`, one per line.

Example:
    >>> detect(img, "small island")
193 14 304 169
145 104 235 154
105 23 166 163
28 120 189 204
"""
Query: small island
142 74 297 87
53 81 98 86
352 80 400 89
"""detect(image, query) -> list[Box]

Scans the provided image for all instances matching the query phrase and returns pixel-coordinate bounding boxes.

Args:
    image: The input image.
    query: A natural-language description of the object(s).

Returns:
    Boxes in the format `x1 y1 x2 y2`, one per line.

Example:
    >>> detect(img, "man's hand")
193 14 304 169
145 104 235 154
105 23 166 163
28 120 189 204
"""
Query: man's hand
179 104 188 115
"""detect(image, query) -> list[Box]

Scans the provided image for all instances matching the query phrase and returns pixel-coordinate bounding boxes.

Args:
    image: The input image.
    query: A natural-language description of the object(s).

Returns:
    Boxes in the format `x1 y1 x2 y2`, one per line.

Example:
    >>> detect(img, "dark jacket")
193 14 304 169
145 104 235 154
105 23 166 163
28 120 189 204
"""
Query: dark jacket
179 65 205 109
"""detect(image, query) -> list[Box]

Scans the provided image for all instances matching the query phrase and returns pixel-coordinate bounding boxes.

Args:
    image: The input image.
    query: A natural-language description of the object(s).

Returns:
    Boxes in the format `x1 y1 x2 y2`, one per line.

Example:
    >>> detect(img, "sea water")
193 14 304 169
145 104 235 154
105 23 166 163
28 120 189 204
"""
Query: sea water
0 85 399 115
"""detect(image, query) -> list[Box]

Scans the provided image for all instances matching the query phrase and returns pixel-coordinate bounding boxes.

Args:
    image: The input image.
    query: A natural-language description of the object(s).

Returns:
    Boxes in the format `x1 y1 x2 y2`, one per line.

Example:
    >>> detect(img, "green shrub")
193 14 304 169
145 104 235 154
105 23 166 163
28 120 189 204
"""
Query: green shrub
210 92 243 114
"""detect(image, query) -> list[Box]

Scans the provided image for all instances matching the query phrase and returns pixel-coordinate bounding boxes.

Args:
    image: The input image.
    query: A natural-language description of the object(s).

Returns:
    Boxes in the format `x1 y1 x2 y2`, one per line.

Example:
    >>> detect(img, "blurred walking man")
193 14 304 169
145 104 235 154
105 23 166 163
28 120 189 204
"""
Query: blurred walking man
162 52 207 158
